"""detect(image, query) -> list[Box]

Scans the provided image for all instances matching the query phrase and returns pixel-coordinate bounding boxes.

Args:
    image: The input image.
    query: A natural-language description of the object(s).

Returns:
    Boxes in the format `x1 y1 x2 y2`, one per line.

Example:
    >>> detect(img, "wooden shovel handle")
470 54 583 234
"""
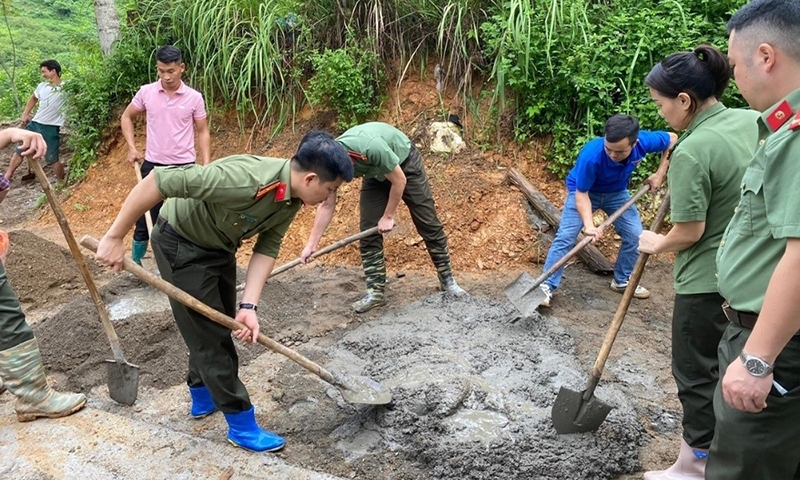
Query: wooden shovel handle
79 235 340 387
235 226 380 291
583 190 671 400
28 159 128 363
133 161 154 236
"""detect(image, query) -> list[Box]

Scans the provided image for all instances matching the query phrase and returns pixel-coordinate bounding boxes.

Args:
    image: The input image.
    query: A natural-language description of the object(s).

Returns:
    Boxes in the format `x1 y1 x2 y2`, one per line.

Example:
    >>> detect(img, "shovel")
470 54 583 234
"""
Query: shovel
504 184 651 317
28 158 139 406
80 235 392 405
551 190 671 434
235 226 380 292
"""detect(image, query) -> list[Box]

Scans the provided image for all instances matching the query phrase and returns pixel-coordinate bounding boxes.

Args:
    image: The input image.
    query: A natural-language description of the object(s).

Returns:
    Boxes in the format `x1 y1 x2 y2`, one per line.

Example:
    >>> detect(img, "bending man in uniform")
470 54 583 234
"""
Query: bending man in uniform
536 114 676 308
301 122 466 314
121 45 211 266
0 127 86 421
95 132 353 453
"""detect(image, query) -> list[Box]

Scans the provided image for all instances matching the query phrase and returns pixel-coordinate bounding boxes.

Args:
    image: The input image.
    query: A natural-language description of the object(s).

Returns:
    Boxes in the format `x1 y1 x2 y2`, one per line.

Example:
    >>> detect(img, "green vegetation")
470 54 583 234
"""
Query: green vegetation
0 0 749 184
308 44 385 129
482 0 745 179
0 0 99 119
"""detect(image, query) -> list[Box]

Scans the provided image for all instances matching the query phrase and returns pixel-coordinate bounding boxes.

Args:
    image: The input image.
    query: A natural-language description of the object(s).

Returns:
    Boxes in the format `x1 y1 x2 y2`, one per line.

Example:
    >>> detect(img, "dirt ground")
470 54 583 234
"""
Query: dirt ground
0 70 685 479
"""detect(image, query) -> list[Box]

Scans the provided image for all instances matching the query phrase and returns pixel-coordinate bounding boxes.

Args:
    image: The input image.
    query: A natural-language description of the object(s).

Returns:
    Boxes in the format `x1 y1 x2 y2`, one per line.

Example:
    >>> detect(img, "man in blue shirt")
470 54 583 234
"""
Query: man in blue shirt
538 114 676 307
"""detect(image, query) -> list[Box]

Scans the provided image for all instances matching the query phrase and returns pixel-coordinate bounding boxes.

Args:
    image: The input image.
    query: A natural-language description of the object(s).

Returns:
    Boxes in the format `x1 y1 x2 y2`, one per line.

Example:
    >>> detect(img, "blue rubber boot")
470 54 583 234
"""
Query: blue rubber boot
224 407 285 452
189 386 217 419
131 240 148 266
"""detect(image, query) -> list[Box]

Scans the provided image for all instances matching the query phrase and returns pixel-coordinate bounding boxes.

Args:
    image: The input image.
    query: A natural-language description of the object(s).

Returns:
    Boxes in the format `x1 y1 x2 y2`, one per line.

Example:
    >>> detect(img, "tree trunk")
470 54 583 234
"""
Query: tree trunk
94 0 120 57
508 168 614 274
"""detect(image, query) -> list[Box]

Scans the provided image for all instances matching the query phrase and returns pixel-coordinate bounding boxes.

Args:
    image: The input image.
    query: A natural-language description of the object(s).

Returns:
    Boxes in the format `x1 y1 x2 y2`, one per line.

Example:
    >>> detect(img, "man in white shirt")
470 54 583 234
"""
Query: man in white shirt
5 59 67 182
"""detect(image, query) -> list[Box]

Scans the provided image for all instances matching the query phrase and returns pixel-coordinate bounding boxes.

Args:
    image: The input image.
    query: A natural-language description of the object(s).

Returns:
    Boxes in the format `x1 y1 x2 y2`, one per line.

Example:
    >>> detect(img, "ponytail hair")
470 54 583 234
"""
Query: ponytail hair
645 44 730 114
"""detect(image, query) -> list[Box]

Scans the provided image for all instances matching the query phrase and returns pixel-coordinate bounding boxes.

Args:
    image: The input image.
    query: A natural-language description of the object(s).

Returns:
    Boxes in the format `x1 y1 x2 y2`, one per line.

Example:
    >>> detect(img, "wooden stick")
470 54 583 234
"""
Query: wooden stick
235 226 380 292
29 158 128 363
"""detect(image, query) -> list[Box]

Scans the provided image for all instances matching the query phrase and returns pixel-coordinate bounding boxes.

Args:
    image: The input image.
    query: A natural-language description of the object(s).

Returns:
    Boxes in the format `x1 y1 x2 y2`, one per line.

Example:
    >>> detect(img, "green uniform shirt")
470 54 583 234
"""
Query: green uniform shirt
717 88 800 313
155 155 301 258
337 122 411 180
669 103 758 295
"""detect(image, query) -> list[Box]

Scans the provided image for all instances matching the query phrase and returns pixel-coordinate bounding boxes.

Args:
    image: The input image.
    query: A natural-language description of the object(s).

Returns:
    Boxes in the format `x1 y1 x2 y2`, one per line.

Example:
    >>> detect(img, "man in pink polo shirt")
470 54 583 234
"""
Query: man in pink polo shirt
121 45 211 265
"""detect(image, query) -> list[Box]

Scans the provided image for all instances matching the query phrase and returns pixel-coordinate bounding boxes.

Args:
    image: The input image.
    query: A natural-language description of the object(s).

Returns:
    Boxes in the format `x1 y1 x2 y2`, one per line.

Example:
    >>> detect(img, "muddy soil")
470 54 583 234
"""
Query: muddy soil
0 70 685 478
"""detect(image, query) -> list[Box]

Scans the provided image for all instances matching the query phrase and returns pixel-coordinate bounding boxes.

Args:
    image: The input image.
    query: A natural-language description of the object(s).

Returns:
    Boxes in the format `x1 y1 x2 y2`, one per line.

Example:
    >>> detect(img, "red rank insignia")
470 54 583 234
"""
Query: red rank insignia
274 182 287 202
790 110 800 131
348 150 368 164
254 180 279 200
766 100 793 131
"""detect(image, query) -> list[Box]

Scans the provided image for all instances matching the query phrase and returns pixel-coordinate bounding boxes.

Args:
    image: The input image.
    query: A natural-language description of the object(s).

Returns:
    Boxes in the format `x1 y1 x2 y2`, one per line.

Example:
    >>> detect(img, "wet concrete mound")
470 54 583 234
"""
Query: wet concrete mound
33 276 264 391
323 294 643 479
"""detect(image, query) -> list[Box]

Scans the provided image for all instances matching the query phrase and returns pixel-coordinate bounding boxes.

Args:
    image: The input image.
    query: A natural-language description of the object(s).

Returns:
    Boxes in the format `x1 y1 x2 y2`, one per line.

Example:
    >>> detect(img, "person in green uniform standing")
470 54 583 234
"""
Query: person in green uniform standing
300 122 466 313
637 45 759 480
95 131 353 453
705 1 800 478
0 127 87 422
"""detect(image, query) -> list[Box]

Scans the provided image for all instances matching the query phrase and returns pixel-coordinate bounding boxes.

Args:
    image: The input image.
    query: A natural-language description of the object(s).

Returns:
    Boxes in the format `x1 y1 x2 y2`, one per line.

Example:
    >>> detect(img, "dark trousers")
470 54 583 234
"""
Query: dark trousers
150 223 251 413
0 262 34 351
359 146 448 255
671 292 728 448
706 324 800 479
133 160 192 242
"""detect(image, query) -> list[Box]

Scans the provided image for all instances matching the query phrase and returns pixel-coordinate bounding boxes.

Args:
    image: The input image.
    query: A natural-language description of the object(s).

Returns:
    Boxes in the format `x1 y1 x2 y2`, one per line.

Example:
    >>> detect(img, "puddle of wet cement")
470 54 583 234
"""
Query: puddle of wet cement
321 294 643 479
107 287 171 320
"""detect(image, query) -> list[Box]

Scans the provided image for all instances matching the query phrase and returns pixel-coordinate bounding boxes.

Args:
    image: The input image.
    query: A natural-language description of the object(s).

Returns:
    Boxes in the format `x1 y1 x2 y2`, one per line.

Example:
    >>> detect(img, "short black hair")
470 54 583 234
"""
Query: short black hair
156 45 183 64
293 130 354 183
604 114 639 144
646 45 731 114
728 0 800 60
39 59 61 76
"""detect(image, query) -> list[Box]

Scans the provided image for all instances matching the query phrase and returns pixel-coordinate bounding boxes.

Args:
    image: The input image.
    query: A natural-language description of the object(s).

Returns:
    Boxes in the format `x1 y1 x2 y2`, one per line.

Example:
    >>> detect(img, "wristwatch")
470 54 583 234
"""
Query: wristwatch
238 302 258 312
739 351 774 377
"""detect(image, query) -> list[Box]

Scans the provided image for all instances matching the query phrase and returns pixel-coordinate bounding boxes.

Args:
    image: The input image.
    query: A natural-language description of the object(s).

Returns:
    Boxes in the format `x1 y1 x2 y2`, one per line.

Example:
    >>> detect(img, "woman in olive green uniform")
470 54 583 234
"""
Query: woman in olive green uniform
637 45 759 479
96 132 353 453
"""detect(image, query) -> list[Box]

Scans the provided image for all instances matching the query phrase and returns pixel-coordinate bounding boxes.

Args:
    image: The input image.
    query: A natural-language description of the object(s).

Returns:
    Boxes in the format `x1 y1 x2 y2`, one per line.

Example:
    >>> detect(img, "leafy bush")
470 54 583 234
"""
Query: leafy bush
307 45 385 129
482 0 747 180
63 27 154 181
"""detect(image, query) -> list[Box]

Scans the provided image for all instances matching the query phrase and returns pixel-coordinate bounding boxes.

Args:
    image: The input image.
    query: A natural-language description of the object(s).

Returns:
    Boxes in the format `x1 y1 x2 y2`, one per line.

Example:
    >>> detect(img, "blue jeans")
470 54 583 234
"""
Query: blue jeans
543 190 643 289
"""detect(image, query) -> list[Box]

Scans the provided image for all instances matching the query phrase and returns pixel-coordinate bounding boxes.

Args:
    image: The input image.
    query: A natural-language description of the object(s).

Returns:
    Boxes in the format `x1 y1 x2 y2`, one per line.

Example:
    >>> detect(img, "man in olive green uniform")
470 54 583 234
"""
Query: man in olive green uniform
0 127 86 422
706 1 800 478
96 131 353 453
301 123 466 313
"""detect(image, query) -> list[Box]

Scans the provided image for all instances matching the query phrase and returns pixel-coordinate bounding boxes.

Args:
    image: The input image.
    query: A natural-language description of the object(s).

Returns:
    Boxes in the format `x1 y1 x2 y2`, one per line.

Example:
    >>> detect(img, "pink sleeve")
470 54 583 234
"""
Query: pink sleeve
130 85 147 111
193 92 207 120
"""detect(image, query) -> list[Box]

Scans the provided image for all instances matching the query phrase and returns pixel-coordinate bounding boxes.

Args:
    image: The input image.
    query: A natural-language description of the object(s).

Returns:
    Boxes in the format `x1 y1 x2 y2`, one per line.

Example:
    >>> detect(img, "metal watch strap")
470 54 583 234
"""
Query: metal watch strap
238 302 257 312
739 350 774 377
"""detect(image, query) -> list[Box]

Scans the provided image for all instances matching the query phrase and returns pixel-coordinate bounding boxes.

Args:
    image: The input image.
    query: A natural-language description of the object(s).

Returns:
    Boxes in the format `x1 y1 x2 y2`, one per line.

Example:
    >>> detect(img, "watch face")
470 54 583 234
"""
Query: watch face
745 358 767 376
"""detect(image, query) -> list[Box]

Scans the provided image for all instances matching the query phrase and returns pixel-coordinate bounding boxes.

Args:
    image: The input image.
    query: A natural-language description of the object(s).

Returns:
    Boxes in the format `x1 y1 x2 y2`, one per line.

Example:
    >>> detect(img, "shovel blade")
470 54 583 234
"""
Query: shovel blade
106 359 140 406
503 272 547 317
333 373 392 405
551 386 613 434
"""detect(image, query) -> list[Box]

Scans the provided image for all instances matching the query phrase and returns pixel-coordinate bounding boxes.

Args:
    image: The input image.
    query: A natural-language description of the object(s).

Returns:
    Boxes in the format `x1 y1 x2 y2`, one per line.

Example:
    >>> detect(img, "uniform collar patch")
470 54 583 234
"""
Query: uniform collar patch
255 180 280 200
766 100 794 131
274 182 288 202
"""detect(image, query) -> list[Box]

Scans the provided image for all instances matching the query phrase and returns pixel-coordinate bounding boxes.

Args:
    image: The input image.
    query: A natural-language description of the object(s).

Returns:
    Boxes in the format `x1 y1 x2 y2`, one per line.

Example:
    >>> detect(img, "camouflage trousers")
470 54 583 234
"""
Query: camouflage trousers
359 146 455 291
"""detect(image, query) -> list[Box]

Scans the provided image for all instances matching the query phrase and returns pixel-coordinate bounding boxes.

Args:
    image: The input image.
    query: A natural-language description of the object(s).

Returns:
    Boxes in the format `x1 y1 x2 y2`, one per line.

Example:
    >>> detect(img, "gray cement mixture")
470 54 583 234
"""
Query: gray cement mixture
277 293 644 479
